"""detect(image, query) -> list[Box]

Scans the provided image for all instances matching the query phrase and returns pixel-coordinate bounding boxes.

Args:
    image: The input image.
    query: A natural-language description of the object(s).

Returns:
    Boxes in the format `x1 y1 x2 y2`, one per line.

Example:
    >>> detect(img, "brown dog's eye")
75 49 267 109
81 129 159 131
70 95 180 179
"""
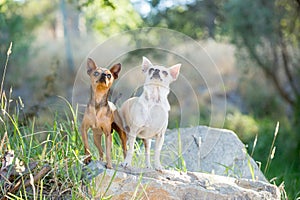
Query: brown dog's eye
162 71 168 76
107 74 111 79
149 68 154 74
94 71 100 76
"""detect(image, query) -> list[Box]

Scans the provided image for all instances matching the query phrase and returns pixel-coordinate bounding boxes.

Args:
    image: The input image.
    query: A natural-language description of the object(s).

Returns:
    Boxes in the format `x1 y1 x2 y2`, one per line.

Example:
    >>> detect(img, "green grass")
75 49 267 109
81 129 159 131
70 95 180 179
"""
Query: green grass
0 95 84 198
0 44 145 199
0 93 133 199
0 91 155 199
223 112 300 200
0 43 86 198
175 128 187 172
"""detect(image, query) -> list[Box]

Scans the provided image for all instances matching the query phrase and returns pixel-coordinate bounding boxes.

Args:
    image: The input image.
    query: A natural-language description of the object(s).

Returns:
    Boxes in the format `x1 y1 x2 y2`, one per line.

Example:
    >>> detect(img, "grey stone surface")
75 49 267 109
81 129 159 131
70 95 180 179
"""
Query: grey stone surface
84 161 280 200
162 126 266 181
82 126 280 199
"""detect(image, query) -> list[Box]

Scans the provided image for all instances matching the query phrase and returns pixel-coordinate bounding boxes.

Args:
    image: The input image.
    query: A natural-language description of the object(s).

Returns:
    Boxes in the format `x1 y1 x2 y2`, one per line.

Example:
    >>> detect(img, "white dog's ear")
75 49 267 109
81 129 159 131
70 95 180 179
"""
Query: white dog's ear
169 64 181 80
142 57 153 73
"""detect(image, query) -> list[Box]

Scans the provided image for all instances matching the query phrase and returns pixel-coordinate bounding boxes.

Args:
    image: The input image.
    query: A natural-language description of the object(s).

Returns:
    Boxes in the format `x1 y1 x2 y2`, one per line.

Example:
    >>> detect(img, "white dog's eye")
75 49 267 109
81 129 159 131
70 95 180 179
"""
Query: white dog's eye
107 74 111 79
162 71 168 76
94 71 100 76
149 68 154 74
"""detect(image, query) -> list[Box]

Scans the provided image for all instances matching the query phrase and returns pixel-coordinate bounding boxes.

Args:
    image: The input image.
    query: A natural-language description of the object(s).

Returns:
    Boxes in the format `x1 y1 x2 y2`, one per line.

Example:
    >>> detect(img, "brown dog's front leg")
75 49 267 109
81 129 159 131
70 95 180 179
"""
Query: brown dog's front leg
105 133 113 169
92 128 104 161
81 124 91 164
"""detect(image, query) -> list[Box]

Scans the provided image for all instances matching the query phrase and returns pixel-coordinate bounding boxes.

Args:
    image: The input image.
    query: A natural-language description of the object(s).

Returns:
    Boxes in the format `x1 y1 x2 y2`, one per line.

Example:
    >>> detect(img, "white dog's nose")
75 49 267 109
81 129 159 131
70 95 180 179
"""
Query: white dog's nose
152 69 161 79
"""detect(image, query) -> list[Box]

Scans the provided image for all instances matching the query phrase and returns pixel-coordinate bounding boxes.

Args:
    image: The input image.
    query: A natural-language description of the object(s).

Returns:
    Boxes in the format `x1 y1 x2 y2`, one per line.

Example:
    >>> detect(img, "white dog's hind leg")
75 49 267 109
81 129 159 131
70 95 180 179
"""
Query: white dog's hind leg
121 134 136 168
143 139 152 168
154 133 165 171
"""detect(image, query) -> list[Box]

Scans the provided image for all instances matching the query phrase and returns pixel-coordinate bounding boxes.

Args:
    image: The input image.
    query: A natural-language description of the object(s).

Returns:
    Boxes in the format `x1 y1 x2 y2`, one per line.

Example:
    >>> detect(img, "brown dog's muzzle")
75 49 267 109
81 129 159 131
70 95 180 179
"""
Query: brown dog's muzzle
98 73 111 83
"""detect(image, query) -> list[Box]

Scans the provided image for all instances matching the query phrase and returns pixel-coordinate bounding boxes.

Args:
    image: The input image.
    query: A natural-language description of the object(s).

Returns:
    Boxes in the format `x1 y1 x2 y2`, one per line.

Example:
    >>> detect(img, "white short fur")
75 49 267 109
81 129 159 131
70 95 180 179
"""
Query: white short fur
120 57 181 171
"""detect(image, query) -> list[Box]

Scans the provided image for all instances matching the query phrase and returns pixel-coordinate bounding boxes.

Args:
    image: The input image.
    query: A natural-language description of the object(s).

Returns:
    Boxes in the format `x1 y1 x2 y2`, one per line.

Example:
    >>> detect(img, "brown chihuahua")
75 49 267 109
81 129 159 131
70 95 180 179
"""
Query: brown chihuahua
81 58 127 168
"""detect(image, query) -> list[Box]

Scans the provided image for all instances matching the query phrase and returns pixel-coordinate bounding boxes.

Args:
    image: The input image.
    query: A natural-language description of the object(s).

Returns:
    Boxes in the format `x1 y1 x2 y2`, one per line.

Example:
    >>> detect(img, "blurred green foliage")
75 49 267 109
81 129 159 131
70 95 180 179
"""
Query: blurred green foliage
0 1 33 83
224 0 300 108
250 118 299 199
238 66 286 119
140 0 223 39
84 0 142 36
225 112 259 142
0 1 57 85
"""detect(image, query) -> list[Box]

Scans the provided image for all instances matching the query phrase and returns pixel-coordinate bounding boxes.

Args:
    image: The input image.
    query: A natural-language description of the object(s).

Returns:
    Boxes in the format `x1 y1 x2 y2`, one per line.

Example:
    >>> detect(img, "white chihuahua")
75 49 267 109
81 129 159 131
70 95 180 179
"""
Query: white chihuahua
120 57 181 171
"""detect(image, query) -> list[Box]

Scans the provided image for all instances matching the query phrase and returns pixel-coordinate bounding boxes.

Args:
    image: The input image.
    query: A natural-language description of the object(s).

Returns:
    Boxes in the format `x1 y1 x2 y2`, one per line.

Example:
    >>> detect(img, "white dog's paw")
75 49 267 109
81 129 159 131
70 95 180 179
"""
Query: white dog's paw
120 162 130 168
154 164 164 172
146 164 153 169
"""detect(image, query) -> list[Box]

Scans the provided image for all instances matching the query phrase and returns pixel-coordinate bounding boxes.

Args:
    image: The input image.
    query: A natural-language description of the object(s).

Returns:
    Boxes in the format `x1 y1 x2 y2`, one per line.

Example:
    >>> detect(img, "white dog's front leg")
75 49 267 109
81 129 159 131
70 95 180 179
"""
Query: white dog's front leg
143 139 152 168
154 133 165 171
121 135 136 168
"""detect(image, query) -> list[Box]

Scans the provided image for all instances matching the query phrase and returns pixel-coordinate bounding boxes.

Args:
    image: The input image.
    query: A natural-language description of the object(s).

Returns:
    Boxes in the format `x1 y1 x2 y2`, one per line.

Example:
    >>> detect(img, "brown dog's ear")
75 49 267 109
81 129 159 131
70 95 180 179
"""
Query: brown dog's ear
110 63 121 79
87 58 97 75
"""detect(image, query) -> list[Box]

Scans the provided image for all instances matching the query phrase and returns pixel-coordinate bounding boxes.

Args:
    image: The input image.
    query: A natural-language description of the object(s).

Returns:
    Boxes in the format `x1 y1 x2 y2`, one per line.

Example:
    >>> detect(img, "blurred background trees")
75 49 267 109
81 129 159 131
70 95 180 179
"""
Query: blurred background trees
0 0 299 198
224 0 300 120
138 0 300 118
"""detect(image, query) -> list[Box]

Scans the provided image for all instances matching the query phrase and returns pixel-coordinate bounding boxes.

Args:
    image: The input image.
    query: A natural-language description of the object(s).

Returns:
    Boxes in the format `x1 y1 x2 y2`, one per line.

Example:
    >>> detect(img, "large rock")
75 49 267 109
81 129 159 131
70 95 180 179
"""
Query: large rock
163 126 266 181
81 126 280 199
83 161 280 200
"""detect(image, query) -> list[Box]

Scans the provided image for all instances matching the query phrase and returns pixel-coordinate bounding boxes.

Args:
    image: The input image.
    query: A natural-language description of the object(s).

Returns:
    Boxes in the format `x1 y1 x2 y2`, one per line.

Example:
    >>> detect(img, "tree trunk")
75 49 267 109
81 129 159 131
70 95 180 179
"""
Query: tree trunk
60 0 74 72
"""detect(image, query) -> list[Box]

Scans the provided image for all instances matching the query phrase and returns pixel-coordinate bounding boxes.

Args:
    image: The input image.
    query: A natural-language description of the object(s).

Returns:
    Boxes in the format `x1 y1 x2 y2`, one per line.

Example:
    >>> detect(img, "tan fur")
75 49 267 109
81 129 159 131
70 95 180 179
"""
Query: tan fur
81 58 127 169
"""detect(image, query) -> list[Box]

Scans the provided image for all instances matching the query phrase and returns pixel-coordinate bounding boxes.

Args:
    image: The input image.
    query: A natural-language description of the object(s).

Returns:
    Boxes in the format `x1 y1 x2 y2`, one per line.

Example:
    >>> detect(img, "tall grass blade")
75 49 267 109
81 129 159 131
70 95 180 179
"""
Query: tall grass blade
246 154 255 180
102 168 118 199
130 173 145 200
29 174 36 200
0 131 8 151
176 128 187 172
264 122 279 174
0 42 12 100
250 134 258 157
58 96 80 145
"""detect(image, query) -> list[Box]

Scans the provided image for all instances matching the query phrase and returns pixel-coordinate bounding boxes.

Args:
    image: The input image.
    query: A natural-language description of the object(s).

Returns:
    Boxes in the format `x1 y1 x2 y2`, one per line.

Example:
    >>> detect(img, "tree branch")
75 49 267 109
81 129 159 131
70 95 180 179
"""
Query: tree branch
296 0 300 8
241 36 295 106
264 68 295 106
279 32 300 97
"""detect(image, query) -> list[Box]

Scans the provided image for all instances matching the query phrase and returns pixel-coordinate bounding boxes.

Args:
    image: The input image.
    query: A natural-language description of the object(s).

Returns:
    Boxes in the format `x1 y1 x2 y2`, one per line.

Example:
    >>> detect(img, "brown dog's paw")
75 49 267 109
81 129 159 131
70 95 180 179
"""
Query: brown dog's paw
84 156 92 165
105 163 113 169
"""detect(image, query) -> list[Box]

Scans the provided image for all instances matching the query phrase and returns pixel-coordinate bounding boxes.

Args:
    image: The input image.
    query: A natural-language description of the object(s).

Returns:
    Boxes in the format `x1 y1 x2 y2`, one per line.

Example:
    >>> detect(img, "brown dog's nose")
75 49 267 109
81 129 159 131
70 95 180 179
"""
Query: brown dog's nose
99 73 107 83
102 73 111 79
